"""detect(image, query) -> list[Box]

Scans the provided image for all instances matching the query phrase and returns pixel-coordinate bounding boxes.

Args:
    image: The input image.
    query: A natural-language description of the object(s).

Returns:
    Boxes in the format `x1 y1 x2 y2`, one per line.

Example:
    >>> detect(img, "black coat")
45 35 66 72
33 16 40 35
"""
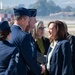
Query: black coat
46 40 73 75
67 33 75 75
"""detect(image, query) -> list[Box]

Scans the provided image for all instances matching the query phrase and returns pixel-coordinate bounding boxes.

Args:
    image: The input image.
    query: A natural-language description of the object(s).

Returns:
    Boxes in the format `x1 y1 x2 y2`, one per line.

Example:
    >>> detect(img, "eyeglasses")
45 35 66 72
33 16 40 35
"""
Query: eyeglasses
38 27 45 30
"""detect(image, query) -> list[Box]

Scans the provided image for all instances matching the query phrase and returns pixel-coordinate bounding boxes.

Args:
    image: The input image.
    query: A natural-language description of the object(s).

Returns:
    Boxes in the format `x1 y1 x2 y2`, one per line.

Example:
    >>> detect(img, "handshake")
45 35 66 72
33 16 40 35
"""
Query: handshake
40 64 46 74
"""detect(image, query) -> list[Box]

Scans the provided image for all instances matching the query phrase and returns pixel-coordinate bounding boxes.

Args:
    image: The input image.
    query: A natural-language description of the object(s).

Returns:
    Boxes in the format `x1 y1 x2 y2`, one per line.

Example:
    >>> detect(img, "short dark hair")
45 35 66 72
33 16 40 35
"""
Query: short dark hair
0 28 11 41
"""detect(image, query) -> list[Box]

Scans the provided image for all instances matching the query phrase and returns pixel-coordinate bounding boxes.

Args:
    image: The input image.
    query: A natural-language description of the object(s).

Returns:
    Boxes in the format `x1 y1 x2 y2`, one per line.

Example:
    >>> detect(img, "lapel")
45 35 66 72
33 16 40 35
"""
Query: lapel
46 46 52 62
47 46 52 55
51 41 61 58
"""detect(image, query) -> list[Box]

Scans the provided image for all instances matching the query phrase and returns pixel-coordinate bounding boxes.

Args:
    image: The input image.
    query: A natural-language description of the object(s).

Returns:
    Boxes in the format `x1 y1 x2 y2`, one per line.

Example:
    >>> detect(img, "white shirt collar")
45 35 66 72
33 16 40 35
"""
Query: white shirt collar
50 41 57 48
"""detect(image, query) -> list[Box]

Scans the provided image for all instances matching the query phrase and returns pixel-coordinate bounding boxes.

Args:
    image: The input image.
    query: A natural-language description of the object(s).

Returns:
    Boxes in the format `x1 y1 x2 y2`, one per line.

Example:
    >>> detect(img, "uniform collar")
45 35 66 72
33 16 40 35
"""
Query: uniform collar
13 23 23 31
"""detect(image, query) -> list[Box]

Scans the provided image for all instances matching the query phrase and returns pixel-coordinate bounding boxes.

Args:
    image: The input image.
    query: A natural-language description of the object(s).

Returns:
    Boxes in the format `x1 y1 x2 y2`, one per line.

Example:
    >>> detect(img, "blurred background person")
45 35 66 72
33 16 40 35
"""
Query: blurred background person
9 19 14 26
64 22 75 75
0 21 18 75
46 20 73 75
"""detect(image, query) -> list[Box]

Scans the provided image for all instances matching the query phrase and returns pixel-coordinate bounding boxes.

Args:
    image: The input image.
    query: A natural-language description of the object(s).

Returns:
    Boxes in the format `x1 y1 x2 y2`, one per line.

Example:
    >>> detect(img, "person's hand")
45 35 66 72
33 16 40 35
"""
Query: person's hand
44 55 47 58
40 64 46 74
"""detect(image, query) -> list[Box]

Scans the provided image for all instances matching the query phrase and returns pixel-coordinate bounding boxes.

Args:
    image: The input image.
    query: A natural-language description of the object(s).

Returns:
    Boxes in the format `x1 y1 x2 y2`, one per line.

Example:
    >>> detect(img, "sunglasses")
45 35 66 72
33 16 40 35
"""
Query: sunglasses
38 27 45 30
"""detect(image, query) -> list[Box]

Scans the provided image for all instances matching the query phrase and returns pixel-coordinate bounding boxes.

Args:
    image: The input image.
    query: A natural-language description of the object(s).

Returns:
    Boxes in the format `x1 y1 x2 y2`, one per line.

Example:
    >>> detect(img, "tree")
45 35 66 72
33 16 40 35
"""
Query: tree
29 0 48 16
47 0 61 13
63 6 72 12
29 0 62 16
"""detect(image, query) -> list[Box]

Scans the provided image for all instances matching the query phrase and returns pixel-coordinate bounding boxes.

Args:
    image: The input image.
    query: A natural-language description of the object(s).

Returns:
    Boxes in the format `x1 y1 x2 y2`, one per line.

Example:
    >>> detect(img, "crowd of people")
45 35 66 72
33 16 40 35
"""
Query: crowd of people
0 7 75 75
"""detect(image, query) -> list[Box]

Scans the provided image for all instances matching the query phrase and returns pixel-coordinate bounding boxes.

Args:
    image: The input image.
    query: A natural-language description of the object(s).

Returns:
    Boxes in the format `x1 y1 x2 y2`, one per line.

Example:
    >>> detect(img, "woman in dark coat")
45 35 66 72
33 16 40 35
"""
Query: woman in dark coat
46 20 73 75
0 21 18 75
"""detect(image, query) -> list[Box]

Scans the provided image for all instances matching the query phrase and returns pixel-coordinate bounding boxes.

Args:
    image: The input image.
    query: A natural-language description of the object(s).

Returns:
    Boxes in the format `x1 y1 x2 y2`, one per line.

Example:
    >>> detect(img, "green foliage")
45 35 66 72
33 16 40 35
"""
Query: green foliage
29 0 62 16
63 6 72 12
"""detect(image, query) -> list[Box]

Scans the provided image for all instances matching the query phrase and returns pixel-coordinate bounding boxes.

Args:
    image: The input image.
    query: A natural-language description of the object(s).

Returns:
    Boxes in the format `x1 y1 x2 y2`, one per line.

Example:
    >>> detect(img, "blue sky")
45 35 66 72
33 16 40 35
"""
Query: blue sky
0 0 75 8
0 0 37 8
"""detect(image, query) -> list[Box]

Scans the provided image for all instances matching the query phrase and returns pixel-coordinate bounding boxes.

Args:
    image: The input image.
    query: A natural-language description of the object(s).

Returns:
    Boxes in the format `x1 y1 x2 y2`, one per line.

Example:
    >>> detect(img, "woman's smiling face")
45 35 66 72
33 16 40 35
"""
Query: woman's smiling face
48 23 57 40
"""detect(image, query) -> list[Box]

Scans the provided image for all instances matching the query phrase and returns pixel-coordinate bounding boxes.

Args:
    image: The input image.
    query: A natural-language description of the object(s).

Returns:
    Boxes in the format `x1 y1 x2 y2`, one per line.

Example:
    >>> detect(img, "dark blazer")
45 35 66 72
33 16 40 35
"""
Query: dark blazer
67 33 75 75
36 37 50 55
0 40 18 75
10 25 42 75
46 40 73 75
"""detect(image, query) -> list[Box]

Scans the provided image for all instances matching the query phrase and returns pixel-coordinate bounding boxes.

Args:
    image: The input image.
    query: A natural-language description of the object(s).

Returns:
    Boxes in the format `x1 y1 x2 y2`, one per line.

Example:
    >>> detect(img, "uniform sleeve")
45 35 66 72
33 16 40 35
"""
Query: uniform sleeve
20 34 42 75
5 47 18 75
